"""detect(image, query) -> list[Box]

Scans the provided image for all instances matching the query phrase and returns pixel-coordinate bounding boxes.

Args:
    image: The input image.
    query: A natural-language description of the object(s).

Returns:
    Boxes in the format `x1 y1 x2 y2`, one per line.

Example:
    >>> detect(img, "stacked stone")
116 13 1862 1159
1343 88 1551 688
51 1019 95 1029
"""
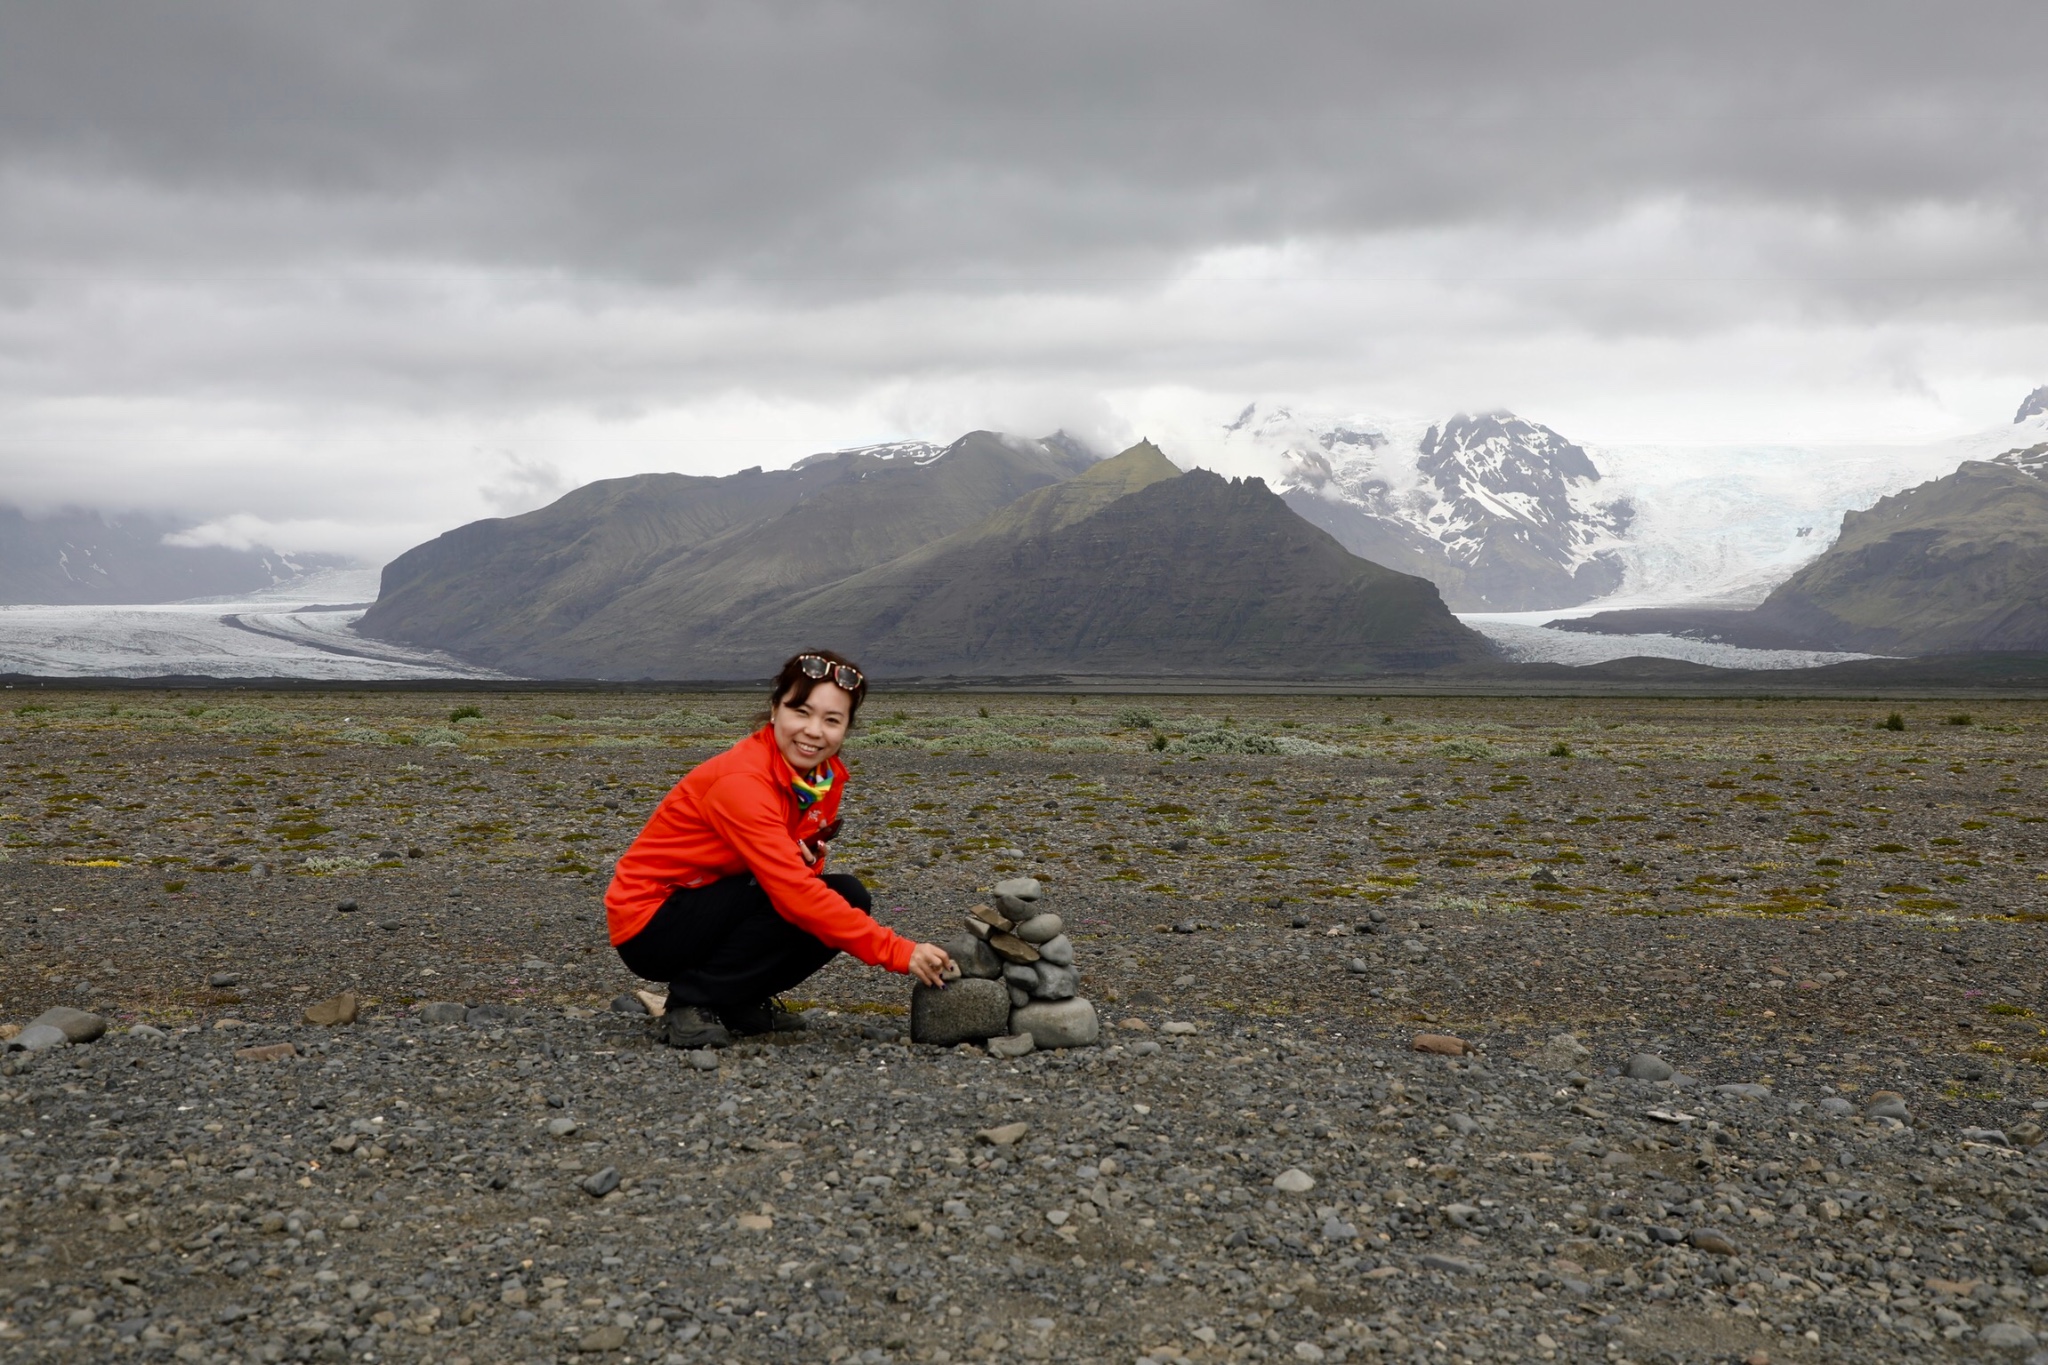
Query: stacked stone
909 877 1100 1053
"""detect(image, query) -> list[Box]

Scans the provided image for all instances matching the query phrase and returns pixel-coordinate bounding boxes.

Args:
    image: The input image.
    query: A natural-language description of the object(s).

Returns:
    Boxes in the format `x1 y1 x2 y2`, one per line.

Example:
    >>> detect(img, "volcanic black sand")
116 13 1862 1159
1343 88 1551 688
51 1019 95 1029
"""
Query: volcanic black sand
2 691 2046 1364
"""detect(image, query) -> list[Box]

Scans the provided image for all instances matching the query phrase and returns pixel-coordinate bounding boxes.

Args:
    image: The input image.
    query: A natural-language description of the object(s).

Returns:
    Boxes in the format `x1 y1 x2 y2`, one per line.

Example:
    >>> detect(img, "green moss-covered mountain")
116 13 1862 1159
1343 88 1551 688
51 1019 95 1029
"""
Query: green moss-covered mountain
1752 445 2048 653
360 437 1491 678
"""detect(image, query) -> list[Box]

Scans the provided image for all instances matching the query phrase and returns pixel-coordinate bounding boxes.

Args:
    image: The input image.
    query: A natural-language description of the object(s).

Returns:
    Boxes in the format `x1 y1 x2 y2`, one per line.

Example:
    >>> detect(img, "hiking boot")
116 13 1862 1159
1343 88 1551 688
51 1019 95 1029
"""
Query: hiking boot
656 1005 731 1050
716 998 809 1037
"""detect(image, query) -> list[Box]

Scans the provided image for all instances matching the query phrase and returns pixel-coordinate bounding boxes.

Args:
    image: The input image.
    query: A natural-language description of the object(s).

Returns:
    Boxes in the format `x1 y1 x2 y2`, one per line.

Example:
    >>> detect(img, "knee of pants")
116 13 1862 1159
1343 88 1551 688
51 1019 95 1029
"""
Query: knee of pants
823 872 873 915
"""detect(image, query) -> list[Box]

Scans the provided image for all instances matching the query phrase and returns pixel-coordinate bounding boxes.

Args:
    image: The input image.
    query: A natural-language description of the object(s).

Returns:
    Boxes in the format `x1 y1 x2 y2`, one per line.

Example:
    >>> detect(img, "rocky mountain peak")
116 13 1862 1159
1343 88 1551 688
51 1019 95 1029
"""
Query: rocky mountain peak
2014 385 2048 424
1417 411 1603 495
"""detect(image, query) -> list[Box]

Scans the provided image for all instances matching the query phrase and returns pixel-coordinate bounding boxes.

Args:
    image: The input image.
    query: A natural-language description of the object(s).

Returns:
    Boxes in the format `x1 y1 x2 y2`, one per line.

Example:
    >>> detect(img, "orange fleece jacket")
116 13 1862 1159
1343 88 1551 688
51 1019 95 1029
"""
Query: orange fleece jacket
605 727 914 972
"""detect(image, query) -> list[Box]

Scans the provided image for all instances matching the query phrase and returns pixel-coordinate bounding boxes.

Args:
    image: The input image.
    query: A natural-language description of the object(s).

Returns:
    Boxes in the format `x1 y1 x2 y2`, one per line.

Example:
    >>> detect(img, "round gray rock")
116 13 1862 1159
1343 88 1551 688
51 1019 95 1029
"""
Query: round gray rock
910 979 1012 1046
1623 1052 1674 1082
418 1002 468 1025
1014 914 1063 945
1010 997 1099 1049
991 877 1042 902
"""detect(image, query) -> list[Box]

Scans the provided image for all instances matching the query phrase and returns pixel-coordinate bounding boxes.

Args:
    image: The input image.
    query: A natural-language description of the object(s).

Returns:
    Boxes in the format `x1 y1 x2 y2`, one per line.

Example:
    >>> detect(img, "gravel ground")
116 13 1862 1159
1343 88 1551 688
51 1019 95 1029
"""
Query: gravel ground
3 690 2047 1364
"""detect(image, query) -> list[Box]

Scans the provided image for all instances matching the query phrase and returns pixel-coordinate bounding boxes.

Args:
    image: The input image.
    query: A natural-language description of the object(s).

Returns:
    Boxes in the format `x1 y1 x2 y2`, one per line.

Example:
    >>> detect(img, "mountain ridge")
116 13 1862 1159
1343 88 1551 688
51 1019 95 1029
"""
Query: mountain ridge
358 436 1491 679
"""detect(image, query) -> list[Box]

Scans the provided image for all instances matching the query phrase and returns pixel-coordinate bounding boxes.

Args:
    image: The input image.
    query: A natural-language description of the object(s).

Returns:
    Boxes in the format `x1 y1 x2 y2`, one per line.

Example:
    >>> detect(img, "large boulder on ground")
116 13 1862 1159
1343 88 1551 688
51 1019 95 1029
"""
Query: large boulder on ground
1011 998 1099 1049
29 1007 106 1043
911 979 1011 1046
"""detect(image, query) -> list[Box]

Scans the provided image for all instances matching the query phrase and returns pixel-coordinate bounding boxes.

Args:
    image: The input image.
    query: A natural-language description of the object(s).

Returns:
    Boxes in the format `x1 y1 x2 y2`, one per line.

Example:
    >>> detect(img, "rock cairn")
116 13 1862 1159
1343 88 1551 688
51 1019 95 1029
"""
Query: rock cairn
910 877 1100 1054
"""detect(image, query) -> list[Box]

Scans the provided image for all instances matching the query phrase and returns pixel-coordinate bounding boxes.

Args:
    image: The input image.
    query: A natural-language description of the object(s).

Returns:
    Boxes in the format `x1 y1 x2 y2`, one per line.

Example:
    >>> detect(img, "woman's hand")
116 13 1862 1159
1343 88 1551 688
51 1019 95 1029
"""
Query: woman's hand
906 942 954 987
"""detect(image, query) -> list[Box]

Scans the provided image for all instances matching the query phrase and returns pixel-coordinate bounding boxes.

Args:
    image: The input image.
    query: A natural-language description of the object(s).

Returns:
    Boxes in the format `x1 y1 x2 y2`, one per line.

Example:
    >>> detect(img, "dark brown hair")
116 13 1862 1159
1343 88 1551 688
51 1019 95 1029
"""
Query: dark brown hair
755 649 867 728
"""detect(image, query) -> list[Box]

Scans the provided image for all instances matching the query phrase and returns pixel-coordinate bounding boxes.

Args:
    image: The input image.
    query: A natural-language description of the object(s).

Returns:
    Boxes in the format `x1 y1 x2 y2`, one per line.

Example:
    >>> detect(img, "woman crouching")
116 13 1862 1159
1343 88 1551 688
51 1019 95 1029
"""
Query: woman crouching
606 650 953 1049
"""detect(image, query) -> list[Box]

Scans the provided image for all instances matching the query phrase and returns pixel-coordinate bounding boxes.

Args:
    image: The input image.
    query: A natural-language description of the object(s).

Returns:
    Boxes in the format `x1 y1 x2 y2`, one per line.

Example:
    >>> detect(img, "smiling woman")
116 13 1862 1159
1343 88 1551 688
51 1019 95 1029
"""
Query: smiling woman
603 649 953 1049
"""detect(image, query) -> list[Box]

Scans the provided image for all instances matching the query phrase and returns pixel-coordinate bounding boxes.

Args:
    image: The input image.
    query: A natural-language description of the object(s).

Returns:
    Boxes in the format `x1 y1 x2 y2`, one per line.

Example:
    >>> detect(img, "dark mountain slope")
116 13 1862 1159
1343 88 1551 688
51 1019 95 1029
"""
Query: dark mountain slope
359 433 1079 673
705 467 1492 678
0 505 346 605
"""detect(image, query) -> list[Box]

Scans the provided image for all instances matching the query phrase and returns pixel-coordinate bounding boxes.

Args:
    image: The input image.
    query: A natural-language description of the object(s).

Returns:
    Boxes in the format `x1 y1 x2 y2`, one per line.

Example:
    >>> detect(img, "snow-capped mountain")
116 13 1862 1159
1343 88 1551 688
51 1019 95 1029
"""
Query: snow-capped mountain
1226 393 2048 613
1239 404 1633 611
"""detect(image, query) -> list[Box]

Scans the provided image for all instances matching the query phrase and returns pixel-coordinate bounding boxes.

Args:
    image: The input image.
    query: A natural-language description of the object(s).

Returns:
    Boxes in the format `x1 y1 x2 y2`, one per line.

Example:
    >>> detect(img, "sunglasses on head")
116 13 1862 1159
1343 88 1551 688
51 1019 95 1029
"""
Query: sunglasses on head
796 654 864 692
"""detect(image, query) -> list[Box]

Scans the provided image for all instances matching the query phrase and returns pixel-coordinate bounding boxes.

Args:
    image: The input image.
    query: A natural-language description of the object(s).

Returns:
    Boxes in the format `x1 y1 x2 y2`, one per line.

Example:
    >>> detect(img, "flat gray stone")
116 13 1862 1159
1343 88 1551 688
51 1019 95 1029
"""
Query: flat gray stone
987 1034 1036 1060
1978 1322 2036 1351
1961 1127 2012 1146
991 877 1042 902
1010 998 1099 1049
27 1007 105 1044
1623 1052 1674 1082
579 1166 620 1198
464 1004 513 1028
6 1024 68 1052
1535 1034 1590 1072
993 894 1035 919
1013 914 1063 945
1003 962 1037 989
1008 984 1032 1009
126 1024 166 1042
945 931 1003 980
419 1002 468 1025
1035 933 1075 966
609 993 648 1015
1419 1253 1481 1276
687 1050 720 1071
1714 1083 1772 1101
1865 1094 1912 1123
1031 961 1079 1001
1819 1096 1854 1116
208 972 240 989
910 979 1011 1046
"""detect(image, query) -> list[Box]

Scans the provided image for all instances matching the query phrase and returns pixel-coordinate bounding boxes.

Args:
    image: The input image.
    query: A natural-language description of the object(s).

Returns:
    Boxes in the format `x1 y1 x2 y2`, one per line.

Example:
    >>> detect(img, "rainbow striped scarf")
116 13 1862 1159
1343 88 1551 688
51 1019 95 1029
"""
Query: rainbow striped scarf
791 763 834 812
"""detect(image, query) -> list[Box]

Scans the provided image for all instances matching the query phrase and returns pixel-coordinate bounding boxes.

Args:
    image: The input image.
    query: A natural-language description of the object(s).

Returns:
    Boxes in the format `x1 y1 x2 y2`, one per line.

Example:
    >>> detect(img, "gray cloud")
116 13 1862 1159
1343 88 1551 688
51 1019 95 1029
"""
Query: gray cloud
0 2 2044 555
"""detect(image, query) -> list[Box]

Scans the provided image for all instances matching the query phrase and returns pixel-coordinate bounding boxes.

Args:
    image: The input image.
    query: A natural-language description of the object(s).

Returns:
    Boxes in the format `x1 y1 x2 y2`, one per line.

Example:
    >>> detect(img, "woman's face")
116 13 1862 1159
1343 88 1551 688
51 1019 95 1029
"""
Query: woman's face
770 681 854 772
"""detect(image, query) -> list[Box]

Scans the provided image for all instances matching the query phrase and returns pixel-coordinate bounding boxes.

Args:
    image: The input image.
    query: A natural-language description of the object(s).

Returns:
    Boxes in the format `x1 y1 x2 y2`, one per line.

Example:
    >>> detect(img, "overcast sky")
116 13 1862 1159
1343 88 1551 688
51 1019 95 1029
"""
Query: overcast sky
2 2 2045 560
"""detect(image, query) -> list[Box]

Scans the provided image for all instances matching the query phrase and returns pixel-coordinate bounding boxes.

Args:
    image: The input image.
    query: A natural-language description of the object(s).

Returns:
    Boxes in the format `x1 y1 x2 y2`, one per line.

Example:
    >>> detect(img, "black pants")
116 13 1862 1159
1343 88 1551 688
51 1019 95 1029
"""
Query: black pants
615 872 873 1009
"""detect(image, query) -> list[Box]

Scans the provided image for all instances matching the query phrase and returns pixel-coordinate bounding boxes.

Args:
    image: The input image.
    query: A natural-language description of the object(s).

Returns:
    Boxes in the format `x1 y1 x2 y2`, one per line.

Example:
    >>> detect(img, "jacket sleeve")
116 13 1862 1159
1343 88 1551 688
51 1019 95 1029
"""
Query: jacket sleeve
700 770 915 973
